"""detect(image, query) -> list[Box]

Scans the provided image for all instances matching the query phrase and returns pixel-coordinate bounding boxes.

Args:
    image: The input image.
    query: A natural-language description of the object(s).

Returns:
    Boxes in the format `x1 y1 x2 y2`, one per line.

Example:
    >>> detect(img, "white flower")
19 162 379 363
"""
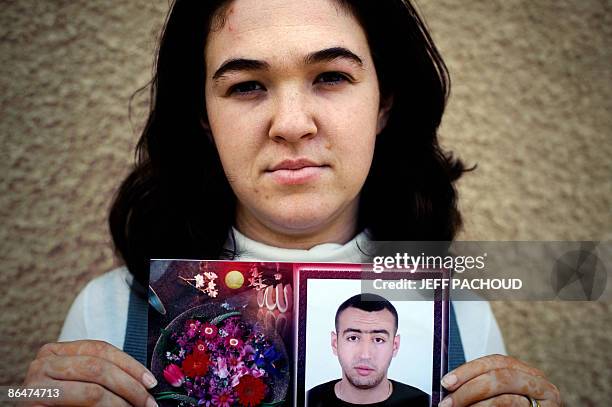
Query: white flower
194 274 205 288
204 272 217 280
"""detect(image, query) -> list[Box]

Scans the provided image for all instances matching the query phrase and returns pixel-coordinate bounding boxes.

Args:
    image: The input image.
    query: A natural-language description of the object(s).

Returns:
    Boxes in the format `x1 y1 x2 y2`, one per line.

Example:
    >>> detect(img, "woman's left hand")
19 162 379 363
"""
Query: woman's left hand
439 354 561 406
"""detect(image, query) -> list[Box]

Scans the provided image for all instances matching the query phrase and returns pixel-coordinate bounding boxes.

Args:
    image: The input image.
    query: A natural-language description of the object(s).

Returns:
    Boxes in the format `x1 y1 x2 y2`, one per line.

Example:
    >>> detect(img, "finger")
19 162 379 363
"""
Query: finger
469 394 530 407
441 355 545 391
37 341 157 389
440 368 560 407
33 355 156 407
17 380 132 407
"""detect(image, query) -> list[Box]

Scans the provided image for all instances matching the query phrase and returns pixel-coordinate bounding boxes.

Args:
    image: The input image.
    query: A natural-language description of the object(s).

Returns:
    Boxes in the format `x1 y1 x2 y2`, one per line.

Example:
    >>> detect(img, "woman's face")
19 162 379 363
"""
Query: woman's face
204 0 390 247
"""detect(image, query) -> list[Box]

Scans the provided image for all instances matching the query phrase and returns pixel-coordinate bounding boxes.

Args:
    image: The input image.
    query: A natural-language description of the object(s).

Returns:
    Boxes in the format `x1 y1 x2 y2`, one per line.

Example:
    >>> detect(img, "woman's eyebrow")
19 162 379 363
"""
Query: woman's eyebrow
304 47 363 68
212 59 270 80
212 47 364 81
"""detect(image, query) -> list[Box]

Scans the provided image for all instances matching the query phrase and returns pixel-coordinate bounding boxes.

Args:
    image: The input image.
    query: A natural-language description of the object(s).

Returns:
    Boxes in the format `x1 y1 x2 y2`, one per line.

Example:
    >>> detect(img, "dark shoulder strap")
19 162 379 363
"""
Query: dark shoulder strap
123 287 148 365
448 302 466 371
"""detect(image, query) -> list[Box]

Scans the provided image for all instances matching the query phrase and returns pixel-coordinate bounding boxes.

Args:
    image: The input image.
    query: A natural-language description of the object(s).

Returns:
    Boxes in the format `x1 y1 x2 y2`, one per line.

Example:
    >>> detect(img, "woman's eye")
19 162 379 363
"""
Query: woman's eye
315 72 350 85
229 81 264 95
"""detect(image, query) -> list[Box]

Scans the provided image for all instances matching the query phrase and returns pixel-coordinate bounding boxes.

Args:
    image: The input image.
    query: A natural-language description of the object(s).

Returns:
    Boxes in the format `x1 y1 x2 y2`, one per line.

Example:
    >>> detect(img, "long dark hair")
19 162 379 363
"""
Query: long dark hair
109 0 469 287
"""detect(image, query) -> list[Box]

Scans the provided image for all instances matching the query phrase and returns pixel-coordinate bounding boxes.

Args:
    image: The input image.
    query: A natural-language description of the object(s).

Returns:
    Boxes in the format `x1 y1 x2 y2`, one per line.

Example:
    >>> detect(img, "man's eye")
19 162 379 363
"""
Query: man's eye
315 72 350 85
346 335 359 342
229 81 264 95
374 337 386 344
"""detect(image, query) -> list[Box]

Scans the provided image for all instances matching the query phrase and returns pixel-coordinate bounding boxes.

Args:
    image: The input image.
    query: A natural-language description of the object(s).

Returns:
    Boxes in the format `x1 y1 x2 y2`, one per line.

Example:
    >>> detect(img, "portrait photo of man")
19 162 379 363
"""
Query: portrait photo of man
307 293 430 406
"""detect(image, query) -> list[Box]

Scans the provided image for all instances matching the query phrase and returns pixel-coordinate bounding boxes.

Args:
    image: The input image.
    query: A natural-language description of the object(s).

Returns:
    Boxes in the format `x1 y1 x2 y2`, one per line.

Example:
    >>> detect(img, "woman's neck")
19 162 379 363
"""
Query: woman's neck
235 204 359 250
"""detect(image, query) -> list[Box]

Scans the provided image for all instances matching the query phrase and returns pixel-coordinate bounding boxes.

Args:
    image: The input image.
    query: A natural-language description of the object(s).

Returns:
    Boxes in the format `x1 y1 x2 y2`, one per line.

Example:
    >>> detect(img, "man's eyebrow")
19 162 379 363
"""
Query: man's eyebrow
343 328 390 336
212 47 364 80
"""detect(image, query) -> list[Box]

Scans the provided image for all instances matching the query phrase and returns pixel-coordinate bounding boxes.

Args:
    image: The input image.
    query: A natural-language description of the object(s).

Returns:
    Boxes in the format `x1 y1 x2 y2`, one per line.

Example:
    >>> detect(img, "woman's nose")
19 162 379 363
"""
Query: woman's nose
268 88 317 143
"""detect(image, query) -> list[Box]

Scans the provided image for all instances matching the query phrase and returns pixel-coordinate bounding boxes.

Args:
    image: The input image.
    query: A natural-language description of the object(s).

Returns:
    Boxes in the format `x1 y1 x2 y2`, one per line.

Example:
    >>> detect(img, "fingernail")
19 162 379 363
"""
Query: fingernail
146 396 159 407
439 398 453 407
142 371 158 389
441 373 457 388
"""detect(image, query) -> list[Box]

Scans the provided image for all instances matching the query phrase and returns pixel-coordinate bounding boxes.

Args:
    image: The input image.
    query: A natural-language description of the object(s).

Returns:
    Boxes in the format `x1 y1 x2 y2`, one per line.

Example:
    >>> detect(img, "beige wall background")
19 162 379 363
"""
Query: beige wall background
1 1 610 405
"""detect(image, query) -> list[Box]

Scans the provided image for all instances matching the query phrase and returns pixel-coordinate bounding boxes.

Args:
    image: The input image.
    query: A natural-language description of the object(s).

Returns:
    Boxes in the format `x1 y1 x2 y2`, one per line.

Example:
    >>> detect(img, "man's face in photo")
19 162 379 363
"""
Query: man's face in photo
332 306 400 389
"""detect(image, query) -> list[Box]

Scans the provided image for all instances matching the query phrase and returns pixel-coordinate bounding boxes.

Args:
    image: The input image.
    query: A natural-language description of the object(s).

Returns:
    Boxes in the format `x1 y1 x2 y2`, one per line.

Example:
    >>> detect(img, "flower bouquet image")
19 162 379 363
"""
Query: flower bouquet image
151 302 289 406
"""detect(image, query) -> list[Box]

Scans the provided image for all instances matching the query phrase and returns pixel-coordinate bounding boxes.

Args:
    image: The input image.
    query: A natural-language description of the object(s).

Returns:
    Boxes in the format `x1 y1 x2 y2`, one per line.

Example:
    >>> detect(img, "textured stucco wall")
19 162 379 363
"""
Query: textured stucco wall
1 1 610 405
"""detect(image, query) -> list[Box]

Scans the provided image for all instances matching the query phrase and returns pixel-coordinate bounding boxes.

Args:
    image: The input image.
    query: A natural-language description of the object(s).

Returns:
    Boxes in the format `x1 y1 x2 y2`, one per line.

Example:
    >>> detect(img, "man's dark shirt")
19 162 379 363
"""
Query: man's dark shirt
307 379 429 406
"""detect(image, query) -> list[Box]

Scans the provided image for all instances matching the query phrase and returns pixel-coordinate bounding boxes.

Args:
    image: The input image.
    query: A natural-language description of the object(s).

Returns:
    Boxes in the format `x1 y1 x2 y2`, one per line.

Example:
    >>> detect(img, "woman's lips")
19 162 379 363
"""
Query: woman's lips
266 159 328 185
267 166 327 185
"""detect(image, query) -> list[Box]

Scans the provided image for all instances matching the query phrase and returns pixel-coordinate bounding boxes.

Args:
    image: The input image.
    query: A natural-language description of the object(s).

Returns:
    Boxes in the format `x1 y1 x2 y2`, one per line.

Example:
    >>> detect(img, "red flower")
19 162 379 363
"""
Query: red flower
162 364 185 387
201 323 218 339
193 339 208 355
235 375 267 406
181 352 210 377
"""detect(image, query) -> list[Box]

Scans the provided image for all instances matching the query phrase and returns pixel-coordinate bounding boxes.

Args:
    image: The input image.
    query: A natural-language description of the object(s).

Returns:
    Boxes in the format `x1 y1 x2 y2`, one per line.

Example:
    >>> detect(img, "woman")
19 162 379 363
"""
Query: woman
24 0 561 406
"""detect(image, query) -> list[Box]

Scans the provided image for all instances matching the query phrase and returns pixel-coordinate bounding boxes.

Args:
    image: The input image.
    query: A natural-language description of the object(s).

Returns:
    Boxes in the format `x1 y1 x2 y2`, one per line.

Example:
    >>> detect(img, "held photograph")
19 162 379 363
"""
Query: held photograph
297 266 450 406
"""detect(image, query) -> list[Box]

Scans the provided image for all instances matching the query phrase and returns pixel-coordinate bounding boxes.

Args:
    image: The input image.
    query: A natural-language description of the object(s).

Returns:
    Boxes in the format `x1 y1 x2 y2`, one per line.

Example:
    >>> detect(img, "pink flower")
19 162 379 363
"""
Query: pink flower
215 358 230 379
225 336 244 349
201 323 218 339
186 319 201 338
228 356 244 369
211 388 235 407
251 366 266 378
162 364 185 387
241 344 255 358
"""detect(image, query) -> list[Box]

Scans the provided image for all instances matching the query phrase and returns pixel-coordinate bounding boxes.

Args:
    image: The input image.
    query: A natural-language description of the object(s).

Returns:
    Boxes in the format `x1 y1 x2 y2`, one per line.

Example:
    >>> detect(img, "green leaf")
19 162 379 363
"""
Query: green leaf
155 393 199 405
260 400 286 406
210 311 241 325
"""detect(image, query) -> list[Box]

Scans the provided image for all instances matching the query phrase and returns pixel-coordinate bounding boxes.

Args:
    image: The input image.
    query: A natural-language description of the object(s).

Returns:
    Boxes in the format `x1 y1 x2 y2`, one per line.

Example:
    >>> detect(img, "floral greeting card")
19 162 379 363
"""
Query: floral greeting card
148 260 294 407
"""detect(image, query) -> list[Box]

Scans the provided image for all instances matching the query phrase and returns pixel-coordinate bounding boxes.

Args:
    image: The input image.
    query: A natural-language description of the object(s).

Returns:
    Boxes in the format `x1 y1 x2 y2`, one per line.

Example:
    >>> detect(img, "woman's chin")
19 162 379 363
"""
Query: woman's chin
263 206 356 243
236 194 359 242
268 211 335 234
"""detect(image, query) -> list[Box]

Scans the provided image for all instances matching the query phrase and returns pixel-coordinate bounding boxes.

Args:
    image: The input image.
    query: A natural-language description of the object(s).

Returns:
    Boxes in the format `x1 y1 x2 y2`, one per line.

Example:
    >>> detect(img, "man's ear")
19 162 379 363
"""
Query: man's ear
376 94 394 135
331 331 338 356
392 334 400 358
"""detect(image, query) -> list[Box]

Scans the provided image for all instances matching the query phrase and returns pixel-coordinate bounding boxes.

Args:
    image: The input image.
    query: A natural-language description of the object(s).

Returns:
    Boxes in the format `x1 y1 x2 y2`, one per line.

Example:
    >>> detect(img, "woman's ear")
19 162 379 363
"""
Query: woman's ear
376 94 394 135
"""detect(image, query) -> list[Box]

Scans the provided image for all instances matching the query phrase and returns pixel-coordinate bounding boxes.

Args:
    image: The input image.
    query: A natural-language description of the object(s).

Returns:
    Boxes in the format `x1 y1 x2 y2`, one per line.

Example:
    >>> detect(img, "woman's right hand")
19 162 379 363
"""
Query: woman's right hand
21 340 158 407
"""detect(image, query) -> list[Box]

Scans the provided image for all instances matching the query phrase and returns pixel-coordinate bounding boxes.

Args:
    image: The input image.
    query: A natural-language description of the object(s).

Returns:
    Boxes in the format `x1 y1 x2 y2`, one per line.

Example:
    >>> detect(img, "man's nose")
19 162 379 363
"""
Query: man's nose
358 340 373 360
268 88 317 143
